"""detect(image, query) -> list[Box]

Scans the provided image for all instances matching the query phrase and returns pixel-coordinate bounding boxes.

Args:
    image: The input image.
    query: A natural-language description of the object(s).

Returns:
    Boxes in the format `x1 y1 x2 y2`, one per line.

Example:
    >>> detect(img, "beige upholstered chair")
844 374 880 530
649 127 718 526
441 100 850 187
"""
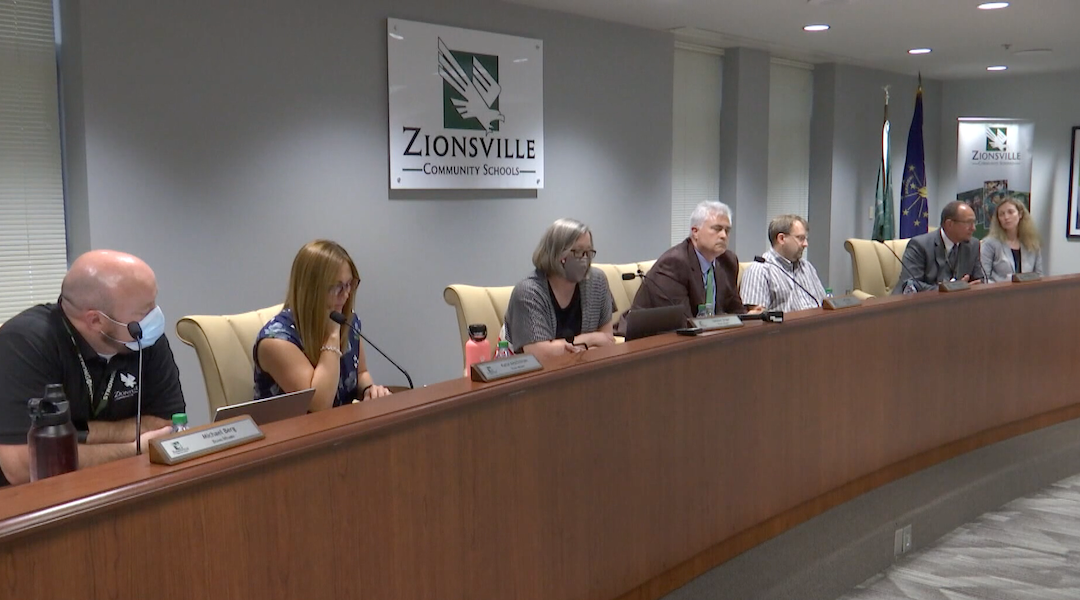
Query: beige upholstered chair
592 260 656 316
843 238 911 299
176 304 283 414
442 286 514 368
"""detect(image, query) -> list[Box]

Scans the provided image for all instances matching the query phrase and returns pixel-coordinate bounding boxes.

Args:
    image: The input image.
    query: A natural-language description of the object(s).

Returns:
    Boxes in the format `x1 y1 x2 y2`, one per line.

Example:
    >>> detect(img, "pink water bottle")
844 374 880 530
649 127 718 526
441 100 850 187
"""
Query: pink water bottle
463 324 491 376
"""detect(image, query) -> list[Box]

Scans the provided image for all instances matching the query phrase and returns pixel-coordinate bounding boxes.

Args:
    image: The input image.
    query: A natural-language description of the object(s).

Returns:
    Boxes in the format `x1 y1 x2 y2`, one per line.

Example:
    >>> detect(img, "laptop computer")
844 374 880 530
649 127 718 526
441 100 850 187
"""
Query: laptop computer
213 388 316 425
623 305 688 341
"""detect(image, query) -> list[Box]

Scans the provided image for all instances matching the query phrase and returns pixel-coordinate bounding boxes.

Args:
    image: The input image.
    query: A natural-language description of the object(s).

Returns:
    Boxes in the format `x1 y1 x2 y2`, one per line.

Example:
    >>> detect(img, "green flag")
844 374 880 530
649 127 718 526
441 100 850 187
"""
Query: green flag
871 89 895 242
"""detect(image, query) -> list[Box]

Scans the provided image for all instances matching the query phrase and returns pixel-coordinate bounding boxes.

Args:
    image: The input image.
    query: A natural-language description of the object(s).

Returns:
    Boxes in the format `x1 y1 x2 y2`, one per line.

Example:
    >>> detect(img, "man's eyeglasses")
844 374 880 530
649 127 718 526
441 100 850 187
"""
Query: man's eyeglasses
567 249 597 260
328 279 360 296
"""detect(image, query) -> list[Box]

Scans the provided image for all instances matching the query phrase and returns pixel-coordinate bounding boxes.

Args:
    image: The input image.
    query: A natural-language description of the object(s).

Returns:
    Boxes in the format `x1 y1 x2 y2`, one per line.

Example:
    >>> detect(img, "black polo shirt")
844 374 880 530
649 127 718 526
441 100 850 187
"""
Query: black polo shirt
0 303 185 486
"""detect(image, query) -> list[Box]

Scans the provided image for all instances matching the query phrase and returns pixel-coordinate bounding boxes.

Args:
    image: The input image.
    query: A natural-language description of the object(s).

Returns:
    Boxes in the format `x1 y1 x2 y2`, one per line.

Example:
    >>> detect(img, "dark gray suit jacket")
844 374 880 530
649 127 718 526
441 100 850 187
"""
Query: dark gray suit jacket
892 230 985 294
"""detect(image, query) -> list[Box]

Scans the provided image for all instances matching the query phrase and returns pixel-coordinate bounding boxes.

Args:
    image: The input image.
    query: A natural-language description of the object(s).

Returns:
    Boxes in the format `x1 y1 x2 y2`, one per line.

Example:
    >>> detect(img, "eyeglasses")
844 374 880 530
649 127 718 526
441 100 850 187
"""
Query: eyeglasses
567 249 597 260
784 234 808 243
328 279 360 296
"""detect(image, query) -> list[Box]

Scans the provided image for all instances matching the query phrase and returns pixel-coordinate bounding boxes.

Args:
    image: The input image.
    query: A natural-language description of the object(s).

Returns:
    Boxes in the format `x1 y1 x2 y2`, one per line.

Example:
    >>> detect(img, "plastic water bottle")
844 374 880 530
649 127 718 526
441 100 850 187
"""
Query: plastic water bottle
463 323 491 376
171 413 189 433
825 288 834 298
696 304 709 319
903 279 918 295
492 340 513 360
27 384 78 482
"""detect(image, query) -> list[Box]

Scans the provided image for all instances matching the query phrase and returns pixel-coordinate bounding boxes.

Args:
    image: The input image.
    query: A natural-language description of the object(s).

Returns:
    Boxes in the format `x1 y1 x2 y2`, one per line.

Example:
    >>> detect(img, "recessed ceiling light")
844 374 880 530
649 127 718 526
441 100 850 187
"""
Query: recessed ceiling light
977 2 1009 9
986 65 1008 71
803 24 830 32
908 48 932 55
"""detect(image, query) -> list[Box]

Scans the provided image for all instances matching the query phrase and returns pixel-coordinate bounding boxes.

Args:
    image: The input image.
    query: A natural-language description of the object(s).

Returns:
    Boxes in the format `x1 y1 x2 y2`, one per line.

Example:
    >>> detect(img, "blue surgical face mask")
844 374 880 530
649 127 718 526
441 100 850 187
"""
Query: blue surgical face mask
100 306 166 351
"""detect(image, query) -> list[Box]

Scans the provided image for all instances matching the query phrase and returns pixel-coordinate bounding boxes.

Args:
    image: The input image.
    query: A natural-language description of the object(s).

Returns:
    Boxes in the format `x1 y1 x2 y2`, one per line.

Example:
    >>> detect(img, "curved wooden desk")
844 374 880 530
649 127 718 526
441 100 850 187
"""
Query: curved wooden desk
2 276 1078 600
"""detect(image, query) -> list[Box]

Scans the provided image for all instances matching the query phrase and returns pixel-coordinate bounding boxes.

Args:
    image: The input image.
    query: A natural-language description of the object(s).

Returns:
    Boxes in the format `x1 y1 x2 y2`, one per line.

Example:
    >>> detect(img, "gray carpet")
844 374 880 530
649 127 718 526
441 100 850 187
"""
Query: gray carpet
838 474 1080 600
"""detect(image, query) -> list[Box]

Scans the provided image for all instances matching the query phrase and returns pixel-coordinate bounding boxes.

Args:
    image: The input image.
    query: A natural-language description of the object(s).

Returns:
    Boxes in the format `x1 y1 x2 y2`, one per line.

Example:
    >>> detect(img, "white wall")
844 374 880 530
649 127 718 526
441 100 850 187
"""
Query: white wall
810 65 943 294
940 70 1080 276
61 0 674 425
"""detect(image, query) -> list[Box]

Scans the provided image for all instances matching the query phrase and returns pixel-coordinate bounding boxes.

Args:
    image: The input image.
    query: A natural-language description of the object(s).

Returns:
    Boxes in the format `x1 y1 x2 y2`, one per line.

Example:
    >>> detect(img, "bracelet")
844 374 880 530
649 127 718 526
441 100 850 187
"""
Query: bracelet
320 345 342 357
360 384 373 399
77 429 88 444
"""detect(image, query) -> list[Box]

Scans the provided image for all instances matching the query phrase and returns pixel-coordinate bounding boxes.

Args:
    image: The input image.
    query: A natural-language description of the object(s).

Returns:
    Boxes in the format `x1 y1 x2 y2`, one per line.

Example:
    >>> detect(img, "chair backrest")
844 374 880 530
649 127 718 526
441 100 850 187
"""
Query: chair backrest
843 238 911 298
175 304 284 414
442 285 514 369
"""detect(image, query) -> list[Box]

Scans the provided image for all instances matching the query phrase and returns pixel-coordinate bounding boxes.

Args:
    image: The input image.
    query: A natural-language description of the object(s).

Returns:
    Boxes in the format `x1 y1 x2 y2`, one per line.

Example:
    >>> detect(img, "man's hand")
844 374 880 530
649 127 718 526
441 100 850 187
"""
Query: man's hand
136 426 173 452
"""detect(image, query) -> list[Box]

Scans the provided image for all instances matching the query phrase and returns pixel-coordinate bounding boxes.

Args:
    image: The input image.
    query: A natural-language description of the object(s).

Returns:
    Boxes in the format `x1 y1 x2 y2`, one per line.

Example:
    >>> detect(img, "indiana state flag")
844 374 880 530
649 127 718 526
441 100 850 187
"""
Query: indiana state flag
899 80 928 238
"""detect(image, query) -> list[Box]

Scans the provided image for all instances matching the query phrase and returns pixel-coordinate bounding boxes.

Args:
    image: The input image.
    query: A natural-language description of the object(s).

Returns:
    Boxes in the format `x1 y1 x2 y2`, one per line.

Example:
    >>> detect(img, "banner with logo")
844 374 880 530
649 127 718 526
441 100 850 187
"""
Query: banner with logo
955 119 1034 239
387 19 544 190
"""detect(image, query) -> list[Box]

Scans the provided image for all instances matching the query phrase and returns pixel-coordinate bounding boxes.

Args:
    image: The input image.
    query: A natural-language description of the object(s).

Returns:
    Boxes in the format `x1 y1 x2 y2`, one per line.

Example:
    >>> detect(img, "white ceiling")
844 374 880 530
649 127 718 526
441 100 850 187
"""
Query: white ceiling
500 0 1080 80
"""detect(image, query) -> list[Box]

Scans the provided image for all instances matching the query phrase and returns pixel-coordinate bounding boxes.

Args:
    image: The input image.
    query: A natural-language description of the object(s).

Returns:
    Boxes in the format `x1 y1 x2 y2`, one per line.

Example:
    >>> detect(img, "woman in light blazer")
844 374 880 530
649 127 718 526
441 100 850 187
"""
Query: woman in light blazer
980 197 1043 283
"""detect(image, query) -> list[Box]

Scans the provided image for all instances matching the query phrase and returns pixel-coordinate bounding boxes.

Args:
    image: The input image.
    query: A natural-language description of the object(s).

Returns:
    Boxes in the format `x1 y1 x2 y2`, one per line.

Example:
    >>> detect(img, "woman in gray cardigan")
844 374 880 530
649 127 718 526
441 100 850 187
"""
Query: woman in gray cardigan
503 218 614 359
980 197 1043 282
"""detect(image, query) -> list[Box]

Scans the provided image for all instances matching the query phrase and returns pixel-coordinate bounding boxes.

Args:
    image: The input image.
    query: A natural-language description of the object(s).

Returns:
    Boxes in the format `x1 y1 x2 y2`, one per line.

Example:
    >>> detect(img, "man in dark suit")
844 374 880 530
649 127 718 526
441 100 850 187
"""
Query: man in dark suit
893 200 985 294
627 200 749 320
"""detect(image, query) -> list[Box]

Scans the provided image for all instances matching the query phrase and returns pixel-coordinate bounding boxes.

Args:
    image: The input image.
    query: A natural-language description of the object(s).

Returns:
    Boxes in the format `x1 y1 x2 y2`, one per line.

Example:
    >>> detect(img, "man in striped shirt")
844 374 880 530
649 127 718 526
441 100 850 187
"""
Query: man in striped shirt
739 215 826 313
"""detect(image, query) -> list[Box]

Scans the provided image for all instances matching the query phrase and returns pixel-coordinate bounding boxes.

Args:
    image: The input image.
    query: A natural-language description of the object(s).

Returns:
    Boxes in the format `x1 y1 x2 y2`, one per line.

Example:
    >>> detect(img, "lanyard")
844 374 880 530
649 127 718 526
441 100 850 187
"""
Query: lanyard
62 318 116 417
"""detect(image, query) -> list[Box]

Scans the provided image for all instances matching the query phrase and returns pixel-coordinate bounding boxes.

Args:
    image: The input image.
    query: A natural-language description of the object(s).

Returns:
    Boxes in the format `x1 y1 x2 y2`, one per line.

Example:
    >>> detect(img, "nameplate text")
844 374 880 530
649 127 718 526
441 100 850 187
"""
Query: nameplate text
822 295 863 310
692 315 744 331
938 280 971 293
149 416 264 466
471 354 544 382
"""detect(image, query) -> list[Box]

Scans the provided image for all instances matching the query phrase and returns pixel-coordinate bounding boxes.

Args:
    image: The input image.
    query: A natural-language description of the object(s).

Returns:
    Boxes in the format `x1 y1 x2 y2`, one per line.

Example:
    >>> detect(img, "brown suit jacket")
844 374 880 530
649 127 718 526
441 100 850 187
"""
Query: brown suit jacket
627 238 746 321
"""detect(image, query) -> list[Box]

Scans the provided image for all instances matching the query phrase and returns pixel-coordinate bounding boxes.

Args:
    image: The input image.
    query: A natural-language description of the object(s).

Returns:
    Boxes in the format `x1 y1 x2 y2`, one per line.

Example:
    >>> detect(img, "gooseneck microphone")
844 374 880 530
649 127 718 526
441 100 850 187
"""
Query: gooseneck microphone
752 256 819 306
127 321 145 455
875 239 920 291
329 311 414 389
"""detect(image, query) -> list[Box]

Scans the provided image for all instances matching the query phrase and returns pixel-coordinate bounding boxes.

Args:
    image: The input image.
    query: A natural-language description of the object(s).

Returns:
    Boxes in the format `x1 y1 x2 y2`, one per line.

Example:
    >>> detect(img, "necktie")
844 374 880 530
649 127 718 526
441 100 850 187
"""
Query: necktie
947 244 959 278
705 264 715 310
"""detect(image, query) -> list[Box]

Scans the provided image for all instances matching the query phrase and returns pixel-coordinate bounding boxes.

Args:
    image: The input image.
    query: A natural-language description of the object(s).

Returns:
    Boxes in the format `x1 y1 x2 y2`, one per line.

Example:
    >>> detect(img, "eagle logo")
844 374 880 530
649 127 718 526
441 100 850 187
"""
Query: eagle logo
120 372 136 388
986 127 1008 152
438 38 505 134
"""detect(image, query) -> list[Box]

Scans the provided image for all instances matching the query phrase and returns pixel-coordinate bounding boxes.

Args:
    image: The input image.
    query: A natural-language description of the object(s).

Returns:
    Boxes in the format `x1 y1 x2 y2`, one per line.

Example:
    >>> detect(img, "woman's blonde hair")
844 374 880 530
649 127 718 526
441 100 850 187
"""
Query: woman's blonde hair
283 240 359 365
988 197 1040 253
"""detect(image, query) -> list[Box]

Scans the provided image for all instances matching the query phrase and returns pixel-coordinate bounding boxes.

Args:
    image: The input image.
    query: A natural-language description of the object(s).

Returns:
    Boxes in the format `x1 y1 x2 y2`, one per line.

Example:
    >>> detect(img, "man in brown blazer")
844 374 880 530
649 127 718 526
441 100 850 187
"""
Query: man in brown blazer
627 201 748 321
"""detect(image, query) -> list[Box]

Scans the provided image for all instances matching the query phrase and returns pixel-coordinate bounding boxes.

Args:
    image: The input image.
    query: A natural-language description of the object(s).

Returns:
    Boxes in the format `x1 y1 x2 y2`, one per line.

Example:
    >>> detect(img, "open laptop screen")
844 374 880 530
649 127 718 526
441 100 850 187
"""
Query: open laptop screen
213 388 315 425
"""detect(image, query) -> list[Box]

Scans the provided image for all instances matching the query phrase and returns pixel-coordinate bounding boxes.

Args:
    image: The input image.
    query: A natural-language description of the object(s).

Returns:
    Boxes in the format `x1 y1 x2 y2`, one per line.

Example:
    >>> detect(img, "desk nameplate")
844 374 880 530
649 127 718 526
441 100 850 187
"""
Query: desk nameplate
822 295 863 310
149 416 264 466
1012 272 1041 283
692 315 744 331
938 280 971 293
471 354 544 383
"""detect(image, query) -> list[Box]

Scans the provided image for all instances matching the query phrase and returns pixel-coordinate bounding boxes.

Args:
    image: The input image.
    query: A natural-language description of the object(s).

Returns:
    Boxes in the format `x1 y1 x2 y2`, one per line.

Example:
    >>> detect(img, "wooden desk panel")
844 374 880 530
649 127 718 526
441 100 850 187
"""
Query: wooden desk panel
2 277 1078 600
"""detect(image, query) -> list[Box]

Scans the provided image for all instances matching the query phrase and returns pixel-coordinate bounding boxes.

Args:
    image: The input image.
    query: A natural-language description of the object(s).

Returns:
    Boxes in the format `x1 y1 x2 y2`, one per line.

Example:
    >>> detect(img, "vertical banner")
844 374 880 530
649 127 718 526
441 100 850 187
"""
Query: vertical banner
387 19 544 190
955 119 1034 239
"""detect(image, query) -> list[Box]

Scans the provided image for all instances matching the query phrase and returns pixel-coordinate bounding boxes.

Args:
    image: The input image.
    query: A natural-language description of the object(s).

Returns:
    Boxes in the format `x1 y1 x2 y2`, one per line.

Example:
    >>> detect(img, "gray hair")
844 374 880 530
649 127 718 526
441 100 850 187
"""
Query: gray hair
532 218 592 275
767 214 808 245
689 201 733 230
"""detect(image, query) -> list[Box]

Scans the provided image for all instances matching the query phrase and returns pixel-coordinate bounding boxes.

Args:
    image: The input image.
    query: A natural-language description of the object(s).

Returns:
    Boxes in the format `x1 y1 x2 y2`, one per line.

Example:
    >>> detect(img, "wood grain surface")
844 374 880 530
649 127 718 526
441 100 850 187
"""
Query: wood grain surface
2 277 1077 600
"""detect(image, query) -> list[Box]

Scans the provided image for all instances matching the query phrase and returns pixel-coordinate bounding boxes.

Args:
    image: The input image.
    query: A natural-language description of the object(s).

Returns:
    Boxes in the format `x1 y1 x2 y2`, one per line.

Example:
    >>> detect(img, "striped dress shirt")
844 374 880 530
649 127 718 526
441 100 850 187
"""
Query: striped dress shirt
739 248 826 312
